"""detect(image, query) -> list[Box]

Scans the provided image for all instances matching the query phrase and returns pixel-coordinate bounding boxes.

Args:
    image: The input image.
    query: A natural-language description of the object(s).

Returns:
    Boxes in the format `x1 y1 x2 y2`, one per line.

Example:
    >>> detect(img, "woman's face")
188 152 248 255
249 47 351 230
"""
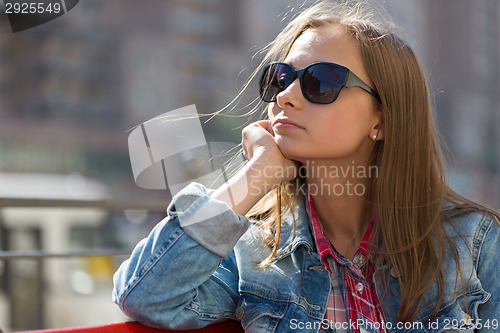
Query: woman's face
267 25 381 164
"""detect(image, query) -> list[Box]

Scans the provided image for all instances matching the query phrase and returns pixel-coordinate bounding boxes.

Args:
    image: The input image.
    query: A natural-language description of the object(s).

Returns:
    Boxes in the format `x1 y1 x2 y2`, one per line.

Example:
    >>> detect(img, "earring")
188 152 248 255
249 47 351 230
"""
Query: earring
372 134 377 141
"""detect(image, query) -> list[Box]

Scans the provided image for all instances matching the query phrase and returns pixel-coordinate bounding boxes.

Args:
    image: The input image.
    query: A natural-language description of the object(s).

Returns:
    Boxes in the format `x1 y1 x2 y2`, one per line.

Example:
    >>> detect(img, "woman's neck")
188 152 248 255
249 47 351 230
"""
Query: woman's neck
302 158 374 259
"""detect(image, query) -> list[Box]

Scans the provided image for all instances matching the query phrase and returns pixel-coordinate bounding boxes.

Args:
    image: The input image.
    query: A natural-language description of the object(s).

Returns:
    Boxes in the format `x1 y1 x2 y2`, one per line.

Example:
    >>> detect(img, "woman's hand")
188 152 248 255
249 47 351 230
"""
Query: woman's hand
210 120 297 216
241 120 298 183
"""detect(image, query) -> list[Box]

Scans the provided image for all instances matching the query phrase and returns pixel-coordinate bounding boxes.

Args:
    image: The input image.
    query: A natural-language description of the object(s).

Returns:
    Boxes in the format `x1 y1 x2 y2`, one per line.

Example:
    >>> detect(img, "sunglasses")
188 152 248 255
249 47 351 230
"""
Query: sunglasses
259 61 380 104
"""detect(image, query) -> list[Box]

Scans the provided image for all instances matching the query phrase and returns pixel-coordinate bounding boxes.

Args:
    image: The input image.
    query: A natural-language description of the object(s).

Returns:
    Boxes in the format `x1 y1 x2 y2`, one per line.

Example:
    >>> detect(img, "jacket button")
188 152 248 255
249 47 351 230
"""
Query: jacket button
235 303 244 319
356 282 364 292
463 311 472 325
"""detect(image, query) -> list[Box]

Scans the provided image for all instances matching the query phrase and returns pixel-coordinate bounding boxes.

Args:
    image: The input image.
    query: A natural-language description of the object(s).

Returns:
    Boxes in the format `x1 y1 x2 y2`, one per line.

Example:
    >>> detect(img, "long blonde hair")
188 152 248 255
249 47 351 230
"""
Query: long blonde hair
238 0 499 322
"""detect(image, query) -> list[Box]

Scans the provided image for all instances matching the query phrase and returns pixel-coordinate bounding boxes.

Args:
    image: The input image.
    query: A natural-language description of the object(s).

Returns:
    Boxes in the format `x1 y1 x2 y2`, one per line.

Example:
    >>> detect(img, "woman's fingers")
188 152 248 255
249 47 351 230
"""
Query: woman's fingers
241 120 298 182
253 120 274 136
241 121 275 160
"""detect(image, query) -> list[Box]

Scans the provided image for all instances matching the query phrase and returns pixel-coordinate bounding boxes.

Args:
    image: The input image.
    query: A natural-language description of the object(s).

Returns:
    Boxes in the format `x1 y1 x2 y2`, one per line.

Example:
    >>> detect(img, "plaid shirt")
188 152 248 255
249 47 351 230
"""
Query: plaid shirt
306 190 386 333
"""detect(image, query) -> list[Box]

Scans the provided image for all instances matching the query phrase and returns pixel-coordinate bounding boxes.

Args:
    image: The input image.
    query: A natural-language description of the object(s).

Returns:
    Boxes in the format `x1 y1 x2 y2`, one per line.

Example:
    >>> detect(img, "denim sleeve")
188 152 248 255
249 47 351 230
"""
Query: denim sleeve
476 215 500 331
112 182 250 329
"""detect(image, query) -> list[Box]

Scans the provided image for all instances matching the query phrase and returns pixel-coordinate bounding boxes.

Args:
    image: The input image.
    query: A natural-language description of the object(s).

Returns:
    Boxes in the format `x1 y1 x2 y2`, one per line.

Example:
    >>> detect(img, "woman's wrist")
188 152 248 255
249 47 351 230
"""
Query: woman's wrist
210 151 287 216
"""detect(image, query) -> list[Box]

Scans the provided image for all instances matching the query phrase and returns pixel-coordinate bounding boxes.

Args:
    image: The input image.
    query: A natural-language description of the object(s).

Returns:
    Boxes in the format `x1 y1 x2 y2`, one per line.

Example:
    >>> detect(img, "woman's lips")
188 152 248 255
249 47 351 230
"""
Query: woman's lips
272 118 305 130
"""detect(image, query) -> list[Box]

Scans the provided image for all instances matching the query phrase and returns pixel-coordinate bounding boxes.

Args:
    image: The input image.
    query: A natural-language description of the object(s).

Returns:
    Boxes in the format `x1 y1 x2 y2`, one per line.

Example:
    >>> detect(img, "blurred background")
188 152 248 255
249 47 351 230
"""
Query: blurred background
0 0 499 331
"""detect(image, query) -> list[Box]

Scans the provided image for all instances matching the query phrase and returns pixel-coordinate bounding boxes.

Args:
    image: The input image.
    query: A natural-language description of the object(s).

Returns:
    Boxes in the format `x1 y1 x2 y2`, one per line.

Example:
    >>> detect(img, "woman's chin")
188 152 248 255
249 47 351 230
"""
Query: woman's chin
277 146 303 162
274 138 298 156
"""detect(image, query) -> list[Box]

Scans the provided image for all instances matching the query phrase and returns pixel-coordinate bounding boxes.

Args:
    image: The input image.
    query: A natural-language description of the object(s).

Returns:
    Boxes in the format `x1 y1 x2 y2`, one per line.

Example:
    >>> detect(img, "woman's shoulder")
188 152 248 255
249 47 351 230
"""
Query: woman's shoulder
443 203 498 230
442 203 500 255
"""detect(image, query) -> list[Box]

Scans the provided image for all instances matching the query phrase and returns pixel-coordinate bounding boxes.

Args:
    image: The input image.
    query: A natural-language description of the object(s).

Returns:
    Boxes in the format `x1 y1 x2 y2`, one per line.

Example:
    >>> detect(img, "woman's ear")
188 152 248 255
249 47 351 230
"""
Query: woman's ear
370 123 384 141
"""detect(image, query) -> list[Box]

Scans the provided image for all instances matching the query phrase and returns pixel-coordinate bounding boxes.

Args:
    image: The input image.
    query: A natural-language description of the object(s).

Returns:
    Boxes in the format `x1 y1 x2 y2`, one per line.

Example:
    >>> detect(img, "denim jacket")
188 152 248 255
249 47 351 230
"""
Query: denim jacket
113 183 500 332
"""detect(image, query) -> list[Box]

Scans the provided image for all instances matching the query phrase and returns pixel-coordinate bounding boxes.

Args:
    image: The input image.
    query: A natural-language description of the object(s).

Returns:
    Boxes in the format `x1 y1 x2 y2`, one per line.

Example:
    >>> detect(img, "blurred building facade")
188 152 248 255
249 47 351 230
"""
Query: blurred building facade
0 0 300 199
384 0 500 205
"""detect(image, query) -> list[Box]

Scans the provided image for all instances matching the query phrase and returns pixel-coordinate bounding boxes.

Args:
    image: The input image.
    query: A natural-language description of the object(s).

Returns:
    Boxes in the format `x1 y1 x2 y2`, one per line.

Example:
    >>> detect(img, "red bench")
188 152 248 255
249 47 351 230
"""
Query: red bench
15 320 244 333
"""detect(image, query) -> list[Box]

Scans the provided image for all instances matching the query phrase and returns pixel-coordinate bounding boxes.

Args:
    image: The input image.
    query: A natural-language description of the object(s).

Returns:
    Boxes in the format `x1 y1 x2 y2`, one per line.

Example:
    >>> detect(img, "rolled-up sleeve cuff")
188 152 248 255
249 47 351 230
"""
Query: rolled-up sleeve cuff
166 182 250 258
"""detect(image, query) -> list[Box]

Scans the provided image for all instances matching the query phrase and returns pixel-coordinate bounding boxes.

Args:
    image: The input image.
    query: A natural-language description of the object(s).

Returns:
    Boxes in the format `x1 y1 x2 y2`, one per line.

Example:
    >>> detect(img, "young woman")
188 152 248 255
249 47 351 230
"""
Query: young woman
113 1 500 332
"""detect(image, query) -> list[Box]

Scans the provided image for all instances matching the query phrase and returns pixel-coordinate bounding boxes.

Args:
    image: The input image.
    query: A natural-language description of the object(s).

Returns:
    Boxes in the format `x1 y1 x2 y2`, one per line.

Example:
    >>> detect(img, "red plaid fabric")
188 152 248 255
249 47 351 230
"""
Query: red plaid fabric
306 190 386 332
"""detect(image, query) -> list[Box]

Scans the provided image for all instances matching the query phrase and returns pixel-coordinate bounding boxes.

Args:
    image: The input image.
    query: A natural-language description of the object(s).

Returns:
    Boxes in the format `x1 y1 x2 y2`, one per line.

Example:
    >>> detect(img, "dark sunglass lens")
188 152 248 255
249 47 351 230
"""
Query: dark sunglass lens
303 64 341 103
260 64 293 102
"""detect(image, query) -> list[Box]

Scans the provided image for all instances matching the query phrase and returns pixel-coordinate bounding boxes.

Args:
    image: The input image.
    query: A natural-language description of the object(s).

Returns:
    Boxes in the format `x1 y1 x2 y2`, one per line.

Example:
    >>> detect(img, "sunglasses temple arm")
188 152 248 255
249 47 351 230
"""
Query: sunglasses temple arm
345 71 381 102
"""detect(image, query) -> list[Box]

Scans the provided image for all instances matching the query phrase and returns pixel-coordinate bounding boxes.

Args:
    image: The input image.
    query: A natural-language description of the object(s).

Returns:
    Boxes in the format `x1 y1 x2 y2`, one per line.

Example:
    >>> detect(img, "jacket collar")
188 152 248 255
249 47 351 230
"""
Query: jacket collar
274 195 317 259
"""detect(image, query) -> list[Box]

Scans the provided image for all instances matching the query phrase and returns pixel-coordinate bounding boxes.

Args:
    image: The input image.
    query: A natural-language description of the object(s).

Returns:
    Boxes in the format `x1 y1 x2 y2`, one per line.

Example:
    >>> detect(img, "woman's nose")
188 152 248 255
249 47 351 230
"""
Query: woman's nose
276 79 304 110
